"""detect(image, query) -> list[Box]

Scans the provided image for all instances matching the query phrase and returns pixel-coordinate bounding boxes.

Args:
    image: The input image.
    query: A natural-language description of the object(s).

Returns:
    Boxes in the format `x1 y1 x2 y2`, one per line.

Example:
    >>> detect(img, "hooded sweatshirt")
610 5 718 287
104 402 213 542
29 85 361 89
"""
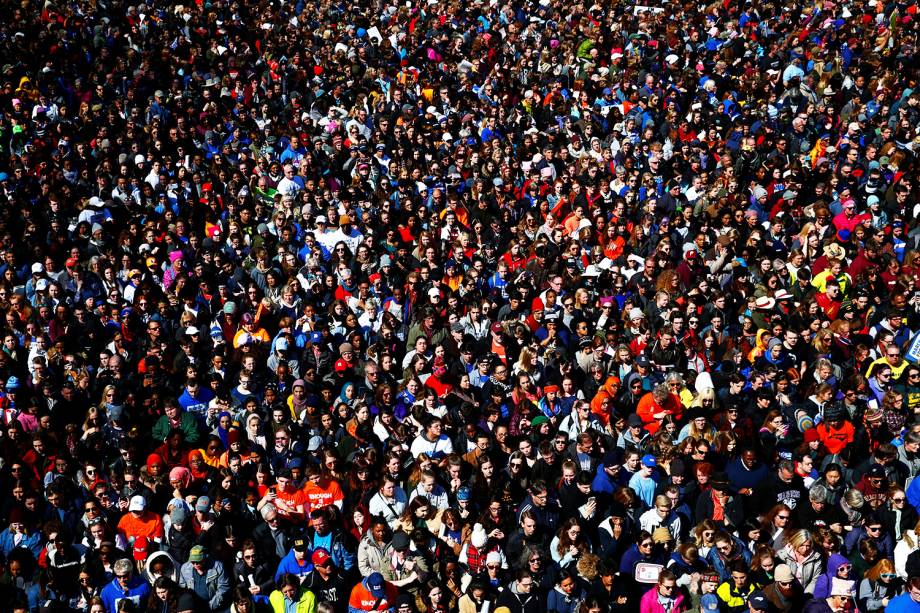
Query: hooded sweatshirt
812 553 849 599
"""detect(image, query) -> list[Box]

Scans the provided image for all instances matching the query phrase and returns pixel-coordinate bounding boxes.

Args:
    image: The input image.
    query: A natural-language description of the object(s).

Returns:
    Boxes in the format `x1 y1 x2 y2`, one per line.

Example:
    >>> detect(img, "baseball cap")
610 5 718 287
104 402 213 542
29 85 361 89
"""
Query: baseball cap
293 538 307 552
700 594 719 611
627 414 643 427
128 495 146 512
312 548 333 566
457 486 471 501
188 545 206 563
641 454 657 468
749 590 769 611
366 572 386 597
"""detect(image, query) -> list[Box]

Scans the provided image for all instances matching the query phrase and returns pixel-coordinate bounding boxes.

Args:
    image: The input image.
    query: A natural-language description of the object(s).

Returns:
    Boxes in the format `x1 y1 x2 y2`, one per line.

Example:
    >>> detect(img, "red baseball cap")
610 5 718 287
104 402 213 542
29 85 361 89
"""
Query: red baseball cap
312 548 332 566
66 257 79 268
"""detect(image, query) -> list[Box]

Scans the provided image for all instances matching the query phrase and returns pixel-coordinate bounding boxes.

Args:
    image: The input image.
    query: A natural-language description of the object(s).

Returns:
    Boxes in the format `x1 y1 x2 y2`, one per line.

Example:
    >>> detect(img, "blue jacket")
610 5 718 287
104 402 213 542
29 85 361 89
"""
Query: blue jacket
619 543 663 576
591 465 617 495
844 526 893 558
306 528 355 572
179 560 230 610
546 585 584 613
100 576 151 613
516 495 560 533
0 529 42 558
275 549 313 583
705 536 753 582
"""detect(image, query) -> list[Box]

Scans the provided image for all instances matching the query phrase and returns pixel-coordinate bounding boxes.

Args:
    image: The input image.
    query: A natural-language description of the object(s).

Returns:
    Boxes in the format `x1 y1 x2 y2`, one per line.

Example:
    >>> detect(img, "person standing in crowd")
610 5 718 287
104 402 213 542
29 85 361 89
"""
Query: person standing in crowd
0 0 915 612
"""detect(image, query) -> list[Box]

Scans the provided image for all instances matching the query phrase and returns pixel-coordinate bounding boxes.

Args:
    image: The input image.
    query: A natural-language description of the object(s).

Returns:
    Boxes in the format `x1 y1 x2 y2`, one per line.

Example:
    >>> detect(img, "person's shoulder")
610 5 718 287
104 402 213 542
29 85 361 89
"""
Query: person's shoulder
887 593 917 611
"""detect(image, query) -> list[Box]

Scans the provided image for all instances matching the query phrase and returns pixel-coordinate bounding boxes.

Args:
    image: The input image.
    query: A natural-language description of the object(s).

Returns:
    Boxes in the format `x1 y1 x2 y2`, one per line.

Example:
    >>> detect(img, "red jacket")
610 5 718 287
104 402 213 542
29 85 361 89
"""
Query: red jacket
636 392 683 435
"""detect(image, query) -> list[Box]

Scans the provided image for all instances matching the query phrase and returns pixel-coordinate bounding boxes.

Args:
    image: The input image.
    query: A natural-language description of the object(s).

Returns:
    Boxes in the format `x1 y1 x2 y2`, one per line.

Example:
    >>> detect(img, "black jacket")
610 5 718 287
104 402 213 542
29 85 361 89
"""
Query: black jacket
496 583 541 613
233 559 275 596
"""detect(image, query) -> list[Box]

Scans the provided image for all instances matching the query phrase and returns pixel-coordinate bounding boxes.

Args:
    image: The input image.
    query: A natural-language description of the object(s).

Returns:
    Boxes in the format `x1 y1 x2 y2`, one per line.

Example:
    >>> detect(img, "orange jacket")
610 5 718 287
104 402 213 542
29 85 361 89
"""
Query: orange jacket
636 392 683 434
349 581 398 612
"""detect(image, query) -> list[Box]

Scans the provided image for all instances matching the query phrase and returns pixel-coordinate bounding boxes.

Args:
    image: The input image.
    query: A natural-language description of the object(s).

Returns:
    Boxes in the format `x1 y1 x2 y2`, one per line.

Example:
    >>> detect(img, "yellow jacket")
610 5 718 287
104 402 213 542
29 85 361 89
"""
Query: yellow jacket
269 588 316 613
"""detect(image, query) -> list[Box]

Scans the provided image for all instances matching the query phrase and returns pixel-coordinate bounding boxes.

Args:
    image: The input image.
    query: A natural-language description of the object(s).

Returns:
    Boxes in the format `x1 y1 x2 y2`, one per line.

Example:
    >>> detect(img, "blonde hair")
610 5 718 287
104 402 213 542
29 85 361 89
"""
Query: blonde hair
900 519 920 550
784 529 813 550
576 552 600 580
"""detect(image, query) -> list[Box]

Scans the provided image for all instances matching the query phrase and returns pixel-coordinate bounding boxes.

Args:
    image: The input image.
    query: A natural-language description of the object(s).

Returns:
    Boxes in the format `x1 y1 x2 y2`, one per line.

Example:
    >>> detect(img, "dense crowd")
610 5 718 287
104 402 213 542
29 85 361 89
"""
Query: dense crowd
0 0 919 611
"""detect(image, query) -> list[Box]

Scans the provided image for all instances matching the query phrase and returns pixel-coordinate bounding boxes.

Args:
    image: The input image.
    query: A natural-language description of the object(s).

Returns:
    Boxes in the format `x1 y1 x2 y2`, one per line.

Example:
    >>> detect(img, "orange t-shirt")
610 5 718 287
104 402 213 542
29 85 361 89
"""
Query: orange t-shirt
117 511 164 543
301 478 345 513
274 485 309 519
817 421 855 454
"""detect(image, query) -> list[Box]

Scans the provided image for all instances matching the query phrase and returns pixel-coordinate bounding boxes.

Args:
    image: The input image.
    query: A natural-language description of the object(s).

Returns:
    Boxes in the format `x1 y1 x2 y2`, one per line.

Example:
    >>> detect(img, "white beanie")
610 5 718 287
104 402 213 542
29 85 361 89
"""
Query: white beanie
470 523 487 549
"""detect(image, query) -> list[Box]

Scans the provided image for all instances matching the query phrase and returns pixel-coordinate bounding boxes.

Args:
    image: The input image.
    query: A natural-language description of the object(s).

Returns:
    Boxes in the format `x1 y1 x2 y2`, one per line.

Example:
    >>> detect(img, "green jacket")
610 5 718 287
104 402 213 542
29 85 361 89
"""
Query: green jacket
152 411 201 445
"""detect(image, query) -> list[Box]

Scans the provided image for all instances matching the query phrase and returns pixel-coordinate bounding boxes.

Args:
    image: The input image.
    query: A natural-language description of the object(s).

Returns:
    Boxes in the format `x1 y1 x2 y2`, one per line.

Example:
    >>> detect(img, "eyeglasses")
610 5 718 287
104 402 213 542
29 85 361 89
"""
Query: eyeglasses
777 515 790 520
893 497 907 503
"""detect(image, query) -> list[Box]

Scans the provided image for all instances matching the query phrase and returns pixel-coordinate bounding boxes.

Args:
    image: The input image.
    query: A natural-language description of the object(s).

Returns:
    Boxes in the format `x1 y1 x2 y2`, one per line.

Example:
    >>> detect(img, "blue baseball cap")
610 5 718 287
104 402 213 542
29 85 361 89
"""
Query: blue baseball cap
700 594 719 611
366 572 385 598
